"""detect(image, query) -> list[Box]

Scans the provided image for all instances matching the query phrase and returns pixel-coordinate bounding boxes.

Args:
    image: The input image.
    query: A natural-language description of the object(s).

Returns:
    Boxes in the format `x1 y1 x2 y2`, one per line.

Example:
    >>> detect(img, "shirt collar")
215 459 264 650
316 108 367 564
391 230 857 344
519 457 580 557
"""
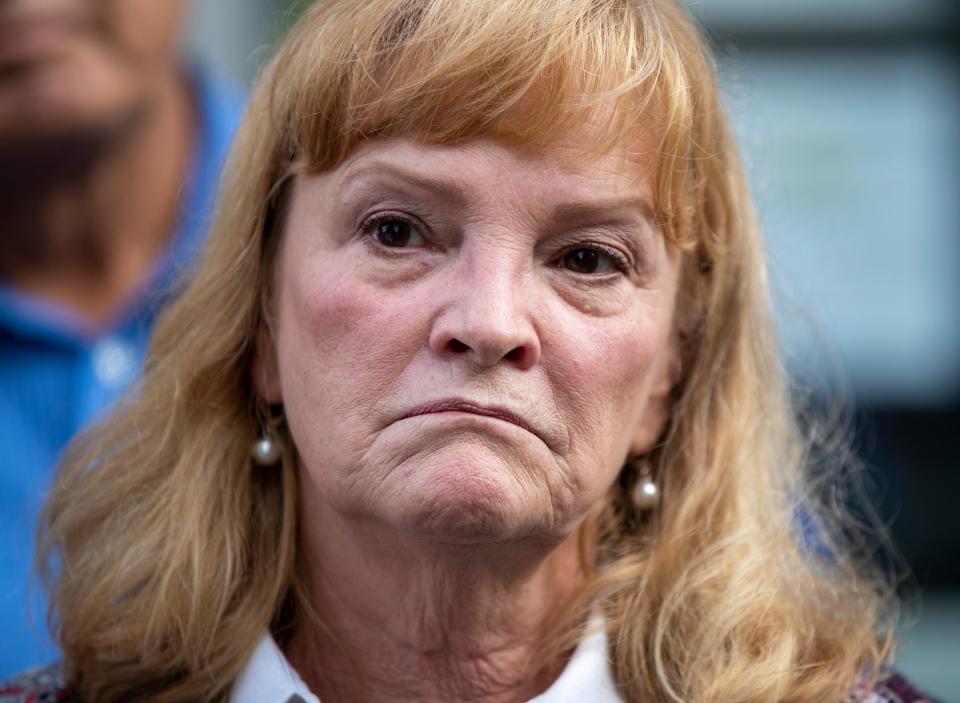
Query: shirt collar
528 618 622 702
229 635 319 703
230 619 622 703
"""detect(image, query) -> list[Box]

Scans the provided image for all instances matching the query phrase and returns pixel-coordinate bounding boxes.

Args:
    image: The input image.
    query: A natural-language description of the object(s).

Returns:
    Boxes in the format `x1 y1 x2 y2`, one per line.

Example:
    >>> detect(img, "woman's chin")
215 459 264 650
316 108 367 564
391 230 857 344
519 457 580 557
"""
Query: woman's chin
389 451 559 545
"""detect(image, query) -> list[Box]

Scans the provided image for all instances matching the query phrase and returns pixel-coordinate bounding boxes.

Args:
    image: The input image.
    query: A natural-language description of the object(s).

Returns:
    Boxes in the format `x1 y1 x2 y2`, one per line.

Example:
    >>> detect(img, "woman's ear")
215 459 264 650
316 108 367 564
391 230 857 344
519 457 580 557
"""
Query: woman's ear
251 326 283 404
629 333 682 455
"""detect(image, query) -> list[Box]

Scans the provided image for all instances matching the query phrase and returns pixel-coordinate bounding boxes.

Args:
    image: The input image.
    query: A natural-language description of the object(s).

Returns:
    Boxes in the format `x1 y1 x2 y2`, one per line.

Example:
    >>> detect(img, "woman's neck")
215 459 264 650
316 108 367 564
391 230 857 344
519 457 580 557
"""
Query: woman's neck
286 506 588 702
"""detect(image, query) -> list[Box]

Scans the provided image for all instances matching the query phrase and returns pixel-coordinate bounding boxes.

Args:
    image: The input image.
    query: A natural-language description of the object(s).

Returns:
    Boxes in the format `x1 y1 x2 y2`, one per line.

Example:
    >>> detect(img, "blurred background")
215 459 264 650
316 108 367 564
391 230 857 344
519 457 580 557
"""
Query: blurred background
185 0 960 698
689 2 960 698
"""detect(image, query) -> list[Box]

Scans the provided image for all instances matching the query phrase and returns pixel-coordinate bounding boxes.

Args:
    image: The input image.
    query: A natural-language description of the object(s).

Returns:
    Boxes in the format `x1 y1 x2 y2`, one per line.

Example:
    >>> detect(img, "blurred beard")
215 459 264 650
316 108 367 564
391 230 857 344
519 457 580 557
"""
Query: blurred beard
0 92 148 276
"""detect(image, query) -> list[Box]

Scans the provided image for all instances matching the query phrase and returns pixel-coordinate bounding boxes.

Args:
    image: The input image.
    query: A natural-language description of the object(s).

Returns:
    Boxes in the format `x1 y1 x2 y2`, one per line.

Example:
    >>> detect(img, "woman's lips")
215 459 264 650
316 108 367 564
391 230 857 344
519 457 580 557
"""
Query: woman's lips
403 399 538 437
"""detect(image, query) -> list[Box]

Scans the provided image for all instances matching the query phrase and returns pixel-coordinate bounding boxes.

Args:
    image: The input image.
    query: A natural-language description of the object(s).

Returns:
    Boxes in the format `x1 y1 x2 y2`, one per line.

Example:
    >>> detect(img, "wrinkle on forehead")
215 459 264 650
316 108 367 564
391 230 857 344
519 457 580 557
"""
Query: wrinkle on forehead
321 135 660 246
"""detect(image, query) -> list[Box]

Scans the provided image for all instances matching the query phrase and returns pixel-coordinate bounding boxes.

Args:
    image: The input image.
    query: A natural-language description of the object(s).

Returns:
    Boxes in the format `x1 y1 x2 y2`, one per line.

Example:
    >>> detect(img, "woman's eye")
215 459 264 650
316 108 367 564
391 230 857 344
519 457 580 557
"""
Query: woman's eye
369 217 426 248
561 246 626 275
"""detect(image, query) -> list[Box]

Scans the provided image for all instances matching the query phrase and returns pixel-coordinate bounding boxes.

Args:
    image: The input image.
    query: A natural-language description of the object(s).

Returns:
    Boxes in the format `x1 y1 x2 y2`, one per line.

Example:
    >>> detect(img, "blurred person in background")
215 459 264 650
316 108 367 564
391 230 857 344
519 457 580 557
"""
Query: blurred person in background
0 0 244 674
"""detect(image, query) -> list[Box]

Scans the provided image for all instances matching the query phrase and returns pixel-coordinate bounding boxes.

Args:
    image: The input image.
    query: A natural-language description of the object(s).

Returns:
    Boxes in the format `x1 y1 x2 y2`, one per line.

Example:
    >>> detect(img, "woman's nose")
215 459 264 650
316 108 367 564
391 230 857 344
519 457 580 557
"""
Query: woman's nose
428 266 541 371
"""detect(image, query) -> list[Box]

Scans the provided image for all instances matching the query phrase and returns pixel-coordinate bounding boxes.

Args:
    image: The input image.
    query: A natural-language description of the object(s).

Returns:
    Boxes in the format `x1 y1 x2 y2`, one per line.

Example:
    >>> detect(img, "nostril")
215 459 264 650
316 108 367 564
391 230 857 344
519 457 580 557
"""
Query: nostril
504 347 524 362
447 338 470 353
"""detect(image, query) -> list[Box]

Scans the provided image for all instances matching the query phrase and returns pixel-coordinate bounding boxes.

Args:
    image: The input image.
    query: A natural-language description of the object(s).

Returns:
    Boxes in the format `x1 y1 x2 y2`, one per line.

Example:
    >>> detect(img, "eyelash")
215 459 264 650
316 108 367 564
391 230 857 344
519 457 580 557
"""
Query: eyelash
358 211 633 276
555 243 632 276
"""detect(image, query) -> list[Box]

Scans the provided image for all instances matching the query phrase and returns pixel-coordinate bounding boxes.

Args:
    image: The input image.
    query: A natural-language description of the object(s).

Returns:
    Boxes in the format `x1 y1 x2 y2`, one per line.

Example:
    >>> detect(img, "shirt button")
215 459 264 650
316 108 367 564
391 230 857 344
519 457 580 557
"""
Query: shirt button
91 337 136 389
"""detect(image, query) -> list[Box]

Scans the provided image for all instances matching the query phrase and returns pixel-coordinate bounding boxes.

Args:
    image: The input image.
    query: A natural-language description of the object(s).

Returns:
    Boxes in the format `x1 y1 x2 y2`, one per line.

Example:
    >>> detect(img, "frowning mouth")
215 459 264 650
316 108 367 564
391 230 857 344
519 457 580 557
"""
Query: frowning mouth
403 399 536 436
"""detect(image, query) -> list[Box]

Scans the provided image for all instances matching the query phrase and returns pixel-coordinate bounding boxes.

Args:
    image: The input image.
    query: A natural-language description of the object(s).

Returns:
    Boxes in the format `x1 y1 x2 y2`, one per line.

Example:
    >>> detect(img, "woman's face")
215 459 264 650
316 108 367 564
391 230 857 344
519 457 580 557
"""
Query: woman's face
258 135 682 544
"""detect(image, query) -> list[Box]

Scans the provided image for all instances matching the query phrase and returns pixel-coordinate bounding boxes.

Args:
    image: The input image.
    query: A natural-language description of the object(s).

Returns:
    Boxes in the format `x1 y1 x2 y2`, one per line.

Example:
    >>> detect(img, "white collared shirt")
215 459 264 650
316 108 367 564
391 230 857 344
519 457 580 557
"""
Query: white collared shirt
229 620 623 703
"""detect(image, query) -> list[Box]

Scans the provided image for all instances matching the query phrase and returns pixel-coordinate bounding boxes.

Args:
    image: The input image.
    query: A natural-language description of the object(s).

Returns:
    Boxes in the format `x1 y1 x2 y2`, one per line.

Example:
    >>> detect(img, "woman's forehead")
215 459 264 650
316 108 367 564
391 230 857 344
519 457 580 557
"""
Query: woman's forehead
314 132 659 204
287 137 660 241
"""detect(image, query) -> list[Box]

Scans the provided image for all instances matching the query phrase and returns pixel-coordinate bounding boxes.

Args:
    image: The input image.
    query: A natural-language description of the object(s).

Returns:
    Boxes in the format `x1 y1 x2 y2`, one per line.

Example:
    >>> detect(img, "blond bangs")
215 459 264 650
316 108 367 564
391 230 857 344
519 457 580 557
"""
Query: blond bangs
269 0 705 249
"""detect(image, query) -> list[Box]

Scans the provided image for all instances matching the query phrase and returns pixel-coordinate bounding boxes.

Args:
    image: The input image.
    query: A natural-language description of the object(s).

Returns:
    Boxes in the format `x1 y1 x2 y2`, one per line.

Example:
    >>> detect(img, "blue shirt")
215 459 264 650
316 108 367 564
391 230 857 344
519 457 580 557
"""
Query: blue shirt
0 65 244 676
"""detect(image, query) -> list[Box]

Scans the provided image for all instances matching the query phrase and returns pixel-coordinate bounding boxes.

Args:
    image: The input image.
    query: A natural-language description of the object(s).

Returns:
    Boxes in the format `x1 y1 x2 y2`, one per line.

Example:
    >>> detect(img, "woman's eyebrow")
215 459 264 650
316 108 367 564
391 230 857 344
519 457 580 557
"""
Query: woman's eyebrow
336 162 656 230
338 162 469 207
549 198 657 229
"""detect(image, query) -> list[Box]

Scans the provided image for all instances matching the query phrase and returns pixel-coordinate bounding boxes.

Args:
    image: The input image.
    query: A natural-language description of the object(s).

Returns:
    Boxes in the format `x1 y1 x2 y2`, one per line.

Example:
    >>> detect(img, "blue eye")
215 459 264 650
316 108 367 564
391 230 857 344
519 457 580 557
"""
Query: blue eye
561 246 627 274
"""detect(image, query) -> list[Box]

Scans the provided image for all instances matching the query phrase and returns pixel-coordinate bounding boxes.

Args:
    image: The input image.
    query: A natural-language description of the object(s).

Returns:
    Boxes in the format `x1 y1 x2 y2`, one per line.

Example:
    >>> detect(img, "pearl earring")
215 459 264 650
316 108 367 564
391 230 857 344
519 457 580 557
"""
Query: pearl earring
250 433 281 466
250 407 284 466
631 458 659 510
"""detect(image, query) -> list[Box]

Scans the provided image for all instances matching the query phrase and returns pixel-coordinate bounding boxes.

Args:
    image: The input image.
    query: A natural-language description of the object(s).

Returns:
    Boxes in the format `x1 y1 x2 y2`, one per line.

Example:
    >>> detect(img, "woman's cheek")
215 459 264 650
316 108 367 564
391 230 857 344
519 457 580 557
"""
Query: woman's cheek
550 310 668 458
289 268 403 383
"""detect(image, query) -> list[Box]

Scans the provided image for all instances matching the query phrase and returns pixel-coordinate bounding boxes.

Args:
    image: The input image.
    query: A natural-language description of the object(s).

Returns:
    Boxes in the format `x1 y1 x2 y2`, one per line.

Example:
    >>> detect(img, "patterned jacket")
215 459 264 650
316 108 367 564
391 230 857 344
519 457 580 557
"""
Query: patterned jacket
0 662 945 702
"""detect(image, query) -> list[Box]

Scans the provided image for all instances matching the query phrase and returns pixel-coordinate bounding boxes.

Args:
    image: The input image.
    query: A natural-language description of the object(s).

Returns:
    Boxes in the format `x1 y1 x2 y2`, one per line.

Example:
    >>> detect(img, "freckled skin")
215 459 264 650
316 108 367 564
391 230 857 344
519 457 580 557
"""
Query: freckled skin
260 136 681 545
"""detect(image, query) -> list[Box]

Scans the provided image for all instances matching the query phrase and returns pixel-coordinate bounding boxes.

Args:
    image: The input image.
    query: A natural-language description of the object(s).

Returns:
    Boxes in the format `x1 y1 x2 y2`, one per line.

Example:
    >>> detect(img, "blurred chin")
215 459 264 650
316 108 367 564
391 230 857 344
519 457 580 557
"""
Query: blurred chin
0 47 144 146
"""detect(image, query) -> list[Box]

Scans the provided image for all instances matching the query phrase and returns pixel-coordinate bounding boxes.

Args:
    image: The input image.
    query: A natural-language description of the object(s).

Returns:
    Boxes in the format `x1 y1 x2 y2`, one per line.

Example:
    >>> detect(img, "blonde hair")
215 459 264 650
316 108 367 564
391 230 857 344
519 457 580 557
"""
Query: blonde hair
40 1 897 700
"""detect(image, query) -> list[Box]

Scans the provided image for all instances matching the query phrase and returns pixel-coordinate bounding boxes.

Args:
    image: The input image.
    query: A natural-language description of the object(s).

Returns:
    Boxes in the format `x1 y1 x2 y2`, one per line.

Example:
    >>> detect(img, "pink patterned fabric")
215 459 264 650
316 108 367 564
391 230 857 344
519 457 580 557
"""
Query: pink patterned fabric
0 663 69 702
843 671 944 703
